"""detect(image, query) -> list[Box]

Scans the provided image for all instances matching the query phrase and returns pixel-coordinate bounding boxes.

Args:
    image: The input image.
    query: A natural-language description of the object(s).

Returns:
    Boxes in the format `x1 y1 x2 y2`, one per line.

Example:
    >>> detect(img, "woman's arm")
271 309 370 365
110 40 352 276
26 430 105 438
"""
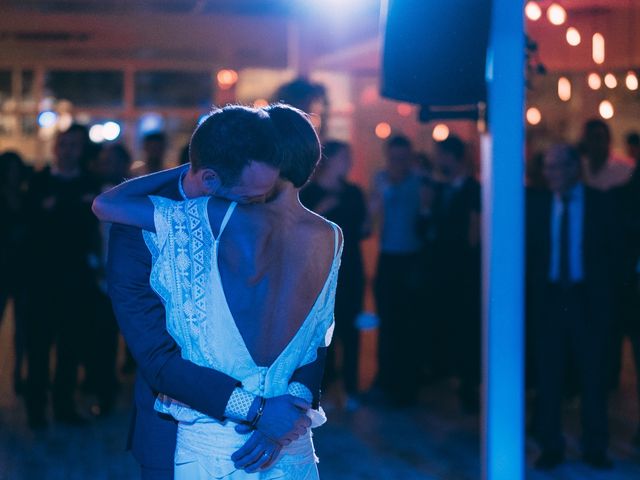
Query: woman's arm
92 164 188 230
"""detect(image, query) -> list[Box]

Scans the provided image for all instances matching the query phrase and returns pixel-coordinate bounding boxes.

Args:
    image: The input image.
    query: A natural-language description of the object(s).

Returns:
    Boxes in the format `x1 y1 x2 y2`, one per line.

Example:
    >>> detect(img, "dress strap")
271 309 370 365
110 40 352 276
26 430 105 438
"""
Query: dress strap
215 201 237 242
331 222 340 258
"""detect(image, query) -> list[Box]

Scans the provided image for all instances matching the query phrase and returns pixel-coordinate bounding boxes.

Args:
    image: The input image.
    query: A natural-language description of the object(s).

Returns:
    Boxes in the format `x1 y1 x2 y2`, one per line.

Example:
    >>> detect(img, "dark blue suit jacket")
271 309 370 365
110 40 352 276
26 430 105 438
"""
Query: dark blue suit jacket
106 183 326 470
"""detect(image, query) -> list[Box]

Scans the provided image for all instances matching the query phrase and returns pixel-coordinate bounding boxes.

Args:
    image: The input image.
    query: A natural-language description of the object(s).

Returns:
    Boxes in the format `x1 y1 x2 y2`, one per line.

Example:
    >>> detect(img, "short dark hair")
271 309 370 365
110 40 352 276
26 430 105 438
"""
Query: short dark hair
265 103 321 188
189 106 277 186
626 131 640 146
386 135 412 150
143 131 167 144
435 135 466 161
583 118 611 139
322 140 349 160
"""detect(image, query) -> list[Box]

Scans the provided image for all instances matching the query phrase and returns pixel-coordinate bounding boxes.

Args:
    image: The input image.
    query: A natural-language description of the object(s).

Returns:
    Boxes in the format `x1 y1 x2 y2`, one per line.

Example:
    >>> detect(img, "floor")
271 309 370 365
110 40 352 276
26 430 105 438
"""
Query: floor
1 302 640 479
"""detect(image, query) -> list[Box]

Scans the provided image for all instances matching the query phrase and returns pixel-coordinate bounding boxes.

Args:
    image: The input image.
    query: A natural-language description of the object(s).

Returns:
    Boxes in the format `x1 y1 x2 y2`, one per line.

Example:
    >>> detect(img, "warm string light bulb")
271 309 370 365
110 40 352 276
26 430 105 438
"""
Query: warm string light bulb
525 2 542 21
432 124 450 141
547 4 567 26
604 73 617 89
626 71 639 91
526 107 542 125
558 77 571 101
599 100 614 119
588 73 602 90
566 27 581 46
592 33 605 64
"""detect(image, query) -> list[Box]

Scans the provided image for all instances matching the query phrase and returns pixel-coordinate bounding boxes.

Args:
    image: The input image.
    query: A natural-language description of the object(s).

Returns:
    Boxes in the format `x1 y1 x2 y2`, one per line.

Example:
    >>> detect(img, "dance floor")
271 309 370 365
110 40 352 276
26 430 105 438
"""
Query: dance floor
1 305 640 479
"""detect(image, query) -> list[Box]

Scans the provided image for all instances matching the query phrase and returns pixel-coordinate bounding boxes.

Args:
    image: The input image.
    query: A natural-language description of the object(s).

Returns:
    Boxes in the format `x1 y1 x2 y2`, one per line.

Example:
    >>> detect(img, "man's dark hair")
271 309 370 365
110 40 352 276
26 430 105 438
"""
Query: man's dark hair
386 135 412 150
436 135 466 161
143 131 167 144
322 140 349 160
583 118 611 140
190 106 277 185
265 103 321 188
626 131 640 146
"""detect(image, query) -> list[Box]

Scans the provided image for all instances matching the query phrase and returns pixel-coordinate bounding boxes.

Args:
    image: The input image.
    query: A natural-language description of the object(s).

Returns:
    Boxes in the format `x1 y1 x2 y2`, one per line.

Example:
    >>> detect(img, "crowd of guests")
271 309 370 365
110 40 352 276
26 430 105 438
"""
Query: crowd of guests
0 126 174 429
1 116 640 471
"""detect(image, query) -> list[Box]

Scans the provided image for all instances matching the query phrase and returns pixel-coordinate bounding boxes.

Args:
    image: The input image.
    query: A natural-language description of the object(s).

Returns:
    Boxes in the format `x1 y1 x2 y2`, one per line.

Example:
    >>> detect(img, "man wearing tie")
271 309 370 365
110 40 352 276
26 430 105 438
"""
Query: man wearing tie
527 144 619 470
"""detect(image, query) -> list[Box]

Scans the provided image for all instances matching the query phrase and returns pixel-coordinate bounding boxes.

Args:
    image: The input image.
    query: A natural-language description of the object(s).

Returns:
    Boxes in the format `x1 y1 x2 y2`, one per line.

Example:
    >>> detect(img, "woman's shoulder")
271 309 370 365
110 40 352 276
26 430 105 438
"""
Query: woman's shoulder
298 208 343 251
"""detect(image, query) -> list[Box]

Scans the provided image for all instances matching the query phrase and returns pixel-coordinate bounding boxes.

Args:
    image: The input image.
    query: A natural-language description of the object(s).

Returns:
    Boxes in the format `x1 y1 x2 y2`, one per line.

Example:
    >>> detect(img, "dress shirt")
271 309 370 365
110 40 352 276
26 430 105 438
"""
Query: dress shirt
549 183 584 283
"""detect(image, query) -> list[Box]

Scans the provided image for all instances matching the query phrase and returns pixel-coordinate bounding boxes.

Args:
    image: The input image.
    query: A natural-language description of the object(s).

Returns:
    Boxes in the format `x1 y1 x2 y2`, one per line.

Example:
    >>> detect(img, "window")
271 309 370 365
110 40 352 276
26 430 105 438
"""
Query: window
134 70 212 107
45 70 124 107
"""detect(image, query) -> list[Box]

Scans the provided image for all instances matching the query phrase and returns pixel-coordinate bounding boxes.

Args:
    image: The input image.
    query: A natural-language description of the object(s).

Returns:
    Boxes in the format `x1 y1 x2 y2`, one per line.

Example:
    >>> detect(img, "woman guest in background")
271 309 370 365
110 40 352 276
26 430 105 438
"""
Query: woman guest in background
301 141 369 410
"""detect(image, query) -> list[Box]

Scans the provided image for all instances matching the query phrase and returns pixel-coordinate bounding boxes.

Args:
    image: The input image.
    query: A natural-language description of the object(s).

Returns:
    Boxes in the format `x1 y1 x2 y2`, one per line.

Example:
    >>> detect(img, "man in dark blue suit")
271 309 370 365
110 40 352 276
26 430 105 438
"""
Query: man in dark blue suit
527 144 621 471
107 109 326 479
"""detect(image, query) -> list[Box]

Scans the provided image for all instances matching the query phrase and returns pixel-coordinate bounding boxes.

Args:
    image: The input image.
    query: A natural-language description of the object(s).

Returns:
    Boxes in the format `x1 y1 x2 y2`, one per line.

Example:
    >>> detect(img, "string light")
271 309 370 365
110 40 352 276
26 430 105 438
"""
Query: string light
526 107 542 125
566 27 581 46
626 71 639 91
599 100 614 119
375 122 391 139
592 33 605 64
525 2 542 21
588 73 602 90
557 77 571 101
432 124 450 141
604 73 617 89
397 103 413 117
547 4 567 26
216 69 238 90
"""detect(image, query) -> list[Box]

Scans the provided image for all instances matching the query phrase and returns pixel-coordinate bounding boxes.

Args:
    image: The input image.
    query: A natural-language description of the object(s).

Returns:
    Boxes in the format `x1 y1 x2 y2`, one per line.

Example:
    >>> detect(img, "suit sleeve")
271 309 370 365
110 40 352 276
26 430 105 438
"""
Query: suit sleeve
107 223 238 420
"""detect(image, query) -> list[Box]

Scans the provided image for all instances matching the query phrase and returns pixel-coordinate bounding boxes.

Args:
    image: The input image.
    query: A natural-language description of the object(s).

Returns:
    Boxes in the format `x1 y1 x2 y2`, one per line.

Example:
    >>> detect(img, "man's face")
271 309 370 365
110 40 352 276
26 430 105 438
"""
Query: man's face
54 131 85 171
435 149 463 182
543 147 580 194
386 145 412 179
203 161 280 204
582 126 610 161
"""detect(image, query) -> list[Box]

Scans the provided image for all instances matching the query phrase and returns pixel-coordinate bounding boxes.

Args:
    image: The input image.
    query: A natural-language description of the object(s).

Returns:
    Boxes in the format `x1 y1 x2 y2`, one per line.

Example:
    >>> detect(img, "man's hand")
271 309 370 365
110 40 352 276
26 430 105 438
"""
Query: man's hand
241 394 311 445
232 431 282 473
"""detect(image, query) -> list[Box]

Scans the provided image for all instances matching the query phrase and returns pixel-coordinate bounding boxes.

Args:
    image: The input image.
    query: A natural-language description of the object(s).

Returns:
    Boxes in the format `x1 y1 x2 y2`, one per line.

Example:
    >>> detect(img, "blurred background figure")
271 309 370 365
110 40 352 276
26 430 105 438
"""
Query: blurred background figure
83 143 134 415
580 119 634 192
369 135 422 406
0 151 31 396
418 135 481 412
138 131 167 175
23 124 102 429
301 140 369 410
527 144 618 470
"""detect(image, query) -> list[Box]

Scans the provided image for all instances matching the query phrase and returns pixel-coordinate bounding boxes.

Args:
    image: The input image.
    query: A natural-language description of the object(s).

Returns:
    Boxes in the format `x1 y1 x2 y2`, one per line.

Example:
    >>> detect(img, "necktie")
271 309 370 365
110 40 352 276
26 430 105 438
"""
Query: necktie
558 195 571 287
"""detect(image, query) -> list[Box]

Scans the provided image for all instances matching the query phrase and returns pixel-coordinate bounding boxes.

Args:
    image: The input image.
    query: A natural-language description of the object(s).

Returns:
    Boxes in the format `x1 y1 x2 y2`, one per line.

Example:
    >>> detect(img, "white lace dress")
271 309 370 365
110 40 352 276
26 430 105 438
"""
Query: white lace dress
143 196 342 479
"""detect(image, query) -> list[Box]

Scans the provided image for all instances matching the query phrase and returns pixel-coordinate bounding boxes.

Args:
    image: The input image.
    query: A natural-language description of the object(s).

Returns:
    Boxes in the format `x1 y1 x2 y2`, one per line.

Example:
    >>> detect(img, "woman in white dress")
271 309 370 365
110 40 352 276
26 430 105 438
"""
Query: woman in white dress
94 104 342 479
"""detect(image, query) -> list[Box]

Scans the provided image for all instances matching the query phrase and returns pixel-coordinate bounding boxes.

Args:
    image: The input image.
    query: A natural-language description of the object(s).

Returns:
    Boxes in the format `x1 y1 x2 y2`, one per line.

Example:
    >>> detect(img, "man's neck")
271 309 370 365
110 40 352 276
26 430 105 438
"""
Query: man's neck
181 169 202 199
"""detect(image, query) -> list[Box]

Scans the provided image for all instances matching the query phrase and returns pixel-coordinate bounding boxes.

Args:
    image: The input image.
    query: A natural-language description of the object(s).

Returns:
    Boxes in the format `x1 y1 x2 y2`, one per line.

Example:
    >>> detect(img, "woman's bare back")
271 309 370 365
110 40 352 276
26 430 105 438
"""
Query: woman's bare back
207 195 339 367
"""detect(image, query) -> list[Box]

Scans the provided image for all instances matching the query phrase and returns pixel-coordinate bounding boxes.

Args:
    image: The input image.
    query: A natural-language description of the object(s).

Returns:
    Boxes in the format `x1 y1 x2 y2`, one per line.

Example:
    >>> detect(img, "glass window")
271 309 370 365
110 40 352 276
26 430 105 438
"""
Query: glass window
45 70 124 107
134 70 212 107
21 70 35 100
0 70 11 99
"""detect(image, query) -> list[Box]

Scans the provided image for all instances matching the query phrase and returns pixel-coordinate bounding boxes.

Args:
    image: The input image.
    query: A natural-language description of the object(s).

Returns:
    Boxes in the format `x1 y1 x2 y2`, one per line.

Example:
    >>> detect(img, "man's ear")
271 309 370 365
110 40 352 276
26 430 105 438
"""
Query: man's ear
200 168 223 195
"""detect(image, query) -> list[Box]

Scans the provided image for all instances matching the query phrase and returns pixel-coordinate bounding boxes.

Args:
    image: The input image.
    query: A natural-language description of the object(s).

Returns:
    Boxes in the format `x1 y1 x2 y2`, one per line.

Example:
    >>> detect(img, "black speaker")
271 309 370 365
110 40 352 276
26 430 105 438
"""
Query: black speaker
380 0 492 107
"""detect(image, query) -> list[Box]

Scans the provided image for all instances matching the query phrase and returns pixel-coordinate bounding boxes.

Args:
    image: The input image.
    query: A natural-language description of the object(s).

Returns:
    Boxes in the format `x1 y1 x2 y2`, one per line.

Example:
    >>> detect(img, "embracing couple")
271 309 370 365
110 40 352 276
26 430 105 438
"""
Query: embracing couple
93 104 342 479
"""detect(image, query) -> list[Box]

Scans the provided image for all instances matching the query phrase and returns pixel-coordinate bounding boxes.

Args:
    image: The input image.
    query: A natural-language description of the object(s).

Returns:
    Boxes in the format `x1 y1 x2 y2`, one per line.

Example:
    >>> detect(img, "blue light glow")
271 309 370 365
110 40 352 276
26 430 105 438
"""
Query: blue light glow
37 110 58 128
139 113 164 134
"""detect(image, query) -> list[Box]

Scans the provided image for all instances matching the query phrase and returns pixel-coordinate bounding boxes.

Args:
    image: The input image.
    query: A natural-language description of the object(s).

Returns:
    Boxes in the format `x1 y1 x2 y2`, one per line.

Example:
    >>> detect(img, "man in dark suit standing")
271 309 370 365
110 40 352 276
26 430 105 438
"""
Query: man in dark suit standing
419 135 481 412
107 109 327 479
528 144 618 470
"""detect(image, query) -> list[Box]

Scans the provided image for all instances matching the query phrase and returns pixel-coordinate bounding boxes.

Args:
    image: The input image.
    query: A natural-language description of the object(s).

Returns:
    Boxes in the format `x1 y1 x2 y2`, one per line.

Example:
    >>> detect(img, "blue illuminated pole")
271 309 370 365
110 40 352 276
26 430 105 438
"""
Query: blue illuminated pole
481 1 525 480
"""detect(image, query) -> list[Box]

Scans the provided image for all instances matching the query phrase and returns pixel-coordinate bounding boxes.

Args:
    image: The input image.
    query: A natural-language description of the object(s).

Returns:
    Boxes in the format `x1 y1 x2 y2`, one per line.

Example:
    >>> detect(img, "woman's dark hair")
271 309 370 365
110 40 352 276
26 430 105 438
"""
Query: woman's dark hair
265 103 321 188
189 105 278 186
